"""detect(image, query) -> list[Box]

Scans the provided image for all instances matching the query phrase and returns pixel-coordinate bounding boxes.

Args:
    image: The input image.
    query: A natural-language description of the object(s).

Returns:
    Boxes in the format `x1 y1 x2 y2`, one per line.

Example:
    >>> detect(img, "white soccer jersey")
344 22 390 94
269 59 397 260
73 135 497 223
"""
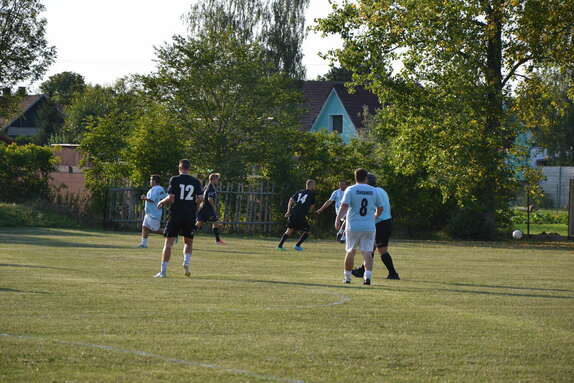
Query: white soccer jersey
329 189 345 213
341 183 383 232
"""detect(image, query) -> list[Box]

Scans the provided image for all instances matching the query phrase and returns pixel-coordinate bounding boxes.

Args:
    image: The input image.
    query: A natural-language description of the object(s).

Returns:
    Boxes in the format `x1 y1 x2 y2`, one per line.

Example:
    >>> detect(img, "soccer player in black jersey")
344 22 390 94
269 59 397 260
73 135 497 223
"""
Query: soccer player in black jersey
196 172 224 245
155 159 203 278
276 179 316 251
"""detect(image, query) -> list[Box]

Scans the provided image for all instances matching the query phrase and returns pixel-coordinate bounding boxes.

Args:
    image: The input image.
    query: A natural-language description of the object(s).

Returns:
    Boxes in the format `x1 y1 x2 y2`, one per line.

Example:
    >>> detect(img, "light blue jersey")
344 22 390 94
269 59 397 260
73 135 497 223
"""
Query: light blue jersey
145 185 167 219
375 187 392 223
341 183 383 232
329 189 345 214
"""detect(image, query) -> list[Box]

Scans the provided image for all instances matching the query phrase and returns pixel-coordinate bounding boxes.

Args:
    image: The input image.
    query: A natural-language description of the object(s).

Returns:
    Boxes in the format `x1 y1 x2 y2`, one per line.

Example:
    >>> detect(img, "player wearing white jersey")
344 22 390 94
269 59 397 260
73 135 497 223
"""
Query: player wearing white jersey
138 175 167 248
352 173 399 280
335 168 383 285
315 180 348 242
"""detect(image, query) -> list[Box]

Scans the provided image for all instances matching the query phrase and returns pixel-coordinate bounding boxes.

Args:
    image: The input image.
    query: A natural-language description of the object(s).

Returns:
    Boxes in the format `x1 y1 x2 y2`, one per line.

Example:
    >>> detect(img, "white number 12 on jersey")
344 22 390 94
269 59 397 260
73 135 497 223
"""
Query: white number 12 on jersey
179 184 195 200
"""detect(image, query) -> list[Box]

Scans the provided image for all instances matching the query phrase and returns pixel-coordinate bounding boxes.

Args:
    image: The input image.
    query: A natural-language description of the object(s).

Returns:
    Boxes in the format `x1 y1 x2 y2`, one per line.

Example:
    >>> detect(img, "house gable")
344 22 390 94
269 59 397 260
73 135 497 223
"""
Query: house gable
311 88 357 143
2 94 47 138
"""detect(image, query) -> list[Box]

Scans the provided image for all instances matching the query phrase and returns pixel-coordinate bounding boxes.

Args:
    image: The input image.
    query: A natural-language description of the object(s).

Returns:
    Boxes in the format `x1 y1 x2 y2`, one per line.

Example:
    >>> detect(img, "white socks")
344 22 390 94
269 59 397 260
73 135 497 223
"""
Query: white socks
141 238 148 246
183 253 192 266
344 270 352 281
161 261 168 274
365 270 372 280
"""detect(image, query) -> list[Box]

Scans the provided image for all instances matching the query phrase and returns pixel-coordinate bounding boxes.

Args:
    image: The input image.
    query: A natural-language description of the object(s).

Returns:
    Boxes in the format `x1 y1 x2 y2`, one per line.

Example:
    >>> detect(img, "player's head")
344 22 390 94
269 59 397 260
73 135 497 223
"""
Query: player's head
209 173 221 184
306 179 316 190
367 173 377 187
354 168 368 183
179 159 191 173
150 174 160 186
339 180 348 190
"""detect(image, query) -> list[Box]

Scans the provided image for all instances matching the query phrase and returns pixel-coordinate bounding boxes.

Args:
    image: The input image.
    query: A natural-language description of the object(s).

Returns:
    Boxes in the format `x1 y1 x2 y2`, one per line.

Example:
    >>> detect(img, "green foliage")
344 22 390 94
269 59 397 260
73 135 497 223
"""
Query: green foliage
32 97 64 145
126 103 187 186
40 71 86 106
511 209 568 225
185 0 309 79
0 0 57 87
0 143 56 201
145 30 303 180
0 201 78 227
315 0 574 239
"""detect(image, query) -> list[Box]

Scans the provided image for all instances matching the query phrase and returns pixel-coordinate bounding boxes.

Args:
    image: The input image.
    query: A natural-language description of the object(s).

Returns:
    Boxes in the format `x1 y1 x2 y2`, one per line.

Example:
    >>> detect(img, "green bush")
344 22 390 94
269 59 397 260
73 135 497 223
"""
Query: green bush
0 202 79 228
0 143 57 202
510 209 568 225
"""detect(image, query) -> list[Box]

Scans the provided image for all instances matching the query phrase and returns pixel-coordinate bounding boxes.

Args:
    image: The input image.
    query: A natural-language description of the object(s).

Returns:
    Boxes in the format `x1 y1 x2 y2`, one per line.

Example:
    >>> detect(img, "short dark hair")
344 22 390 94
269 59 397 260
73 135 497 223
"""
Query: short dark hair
179 159 191 170
151 174 161 184
355 168 368 183
367 173 377 187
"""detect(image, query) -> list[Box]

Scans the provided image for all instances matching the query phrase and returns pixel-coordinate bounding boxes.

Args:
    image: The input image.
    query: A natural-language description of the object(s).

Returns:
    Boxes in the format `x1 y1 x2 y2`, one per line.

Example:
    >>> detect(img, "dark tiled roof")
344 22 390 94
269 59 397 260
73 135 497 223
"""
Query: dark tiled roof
0 94 46 129
300 81 380 131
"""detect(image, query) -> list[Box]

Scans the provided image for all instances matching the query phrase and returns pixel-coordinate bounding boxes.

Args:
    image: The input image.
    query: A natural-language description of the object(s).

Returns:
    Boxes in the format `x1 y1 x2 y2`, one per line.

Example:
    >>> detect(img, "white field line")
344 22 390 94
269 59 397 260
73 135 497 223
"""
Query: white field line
1 333 310 383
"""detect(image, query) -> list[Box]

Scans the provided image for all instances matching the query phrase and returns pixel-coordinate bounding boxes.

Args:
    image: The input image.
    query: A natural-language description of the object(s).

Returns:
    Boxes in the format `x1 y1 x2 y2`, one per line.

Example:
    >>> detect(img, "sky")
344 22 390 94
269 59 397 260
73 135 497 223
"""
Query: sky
34 0 343 89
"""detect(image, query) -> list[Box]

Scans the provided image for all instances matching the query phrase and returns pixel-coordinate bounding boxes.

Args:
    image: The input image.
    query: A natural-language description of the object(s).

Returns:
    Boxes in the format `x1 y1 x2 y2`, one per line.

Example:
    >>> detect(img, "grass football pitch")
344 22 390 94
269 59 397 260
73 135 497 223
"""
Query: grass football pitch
1 228 573 382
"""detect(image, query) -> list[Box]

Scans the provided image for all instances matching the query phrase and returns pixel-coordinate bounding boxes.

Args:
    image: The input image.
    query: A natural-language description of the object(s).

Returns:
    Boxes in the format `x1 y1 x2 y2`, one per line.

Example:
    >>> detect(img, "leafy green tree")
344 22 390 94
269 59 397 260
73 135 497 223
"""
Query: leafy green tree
0 143 56 201
185 0 309 78
126 103 187 186
144 30 303 180
40 71 86 106
316 0 574 238
316 65 353 82
0 0 56 87
515 69 574 165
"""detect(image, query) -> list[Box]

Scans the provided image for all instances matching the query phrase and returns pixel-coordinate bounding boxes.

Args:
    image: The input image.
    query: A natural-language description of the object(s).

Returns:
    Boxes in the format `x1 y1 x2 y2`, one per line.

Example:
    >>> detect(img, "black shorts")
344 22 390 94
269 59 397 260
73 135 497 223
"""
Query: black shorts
197 206 218 223
287 213 310 232
164 214 196 238
375 219 392 248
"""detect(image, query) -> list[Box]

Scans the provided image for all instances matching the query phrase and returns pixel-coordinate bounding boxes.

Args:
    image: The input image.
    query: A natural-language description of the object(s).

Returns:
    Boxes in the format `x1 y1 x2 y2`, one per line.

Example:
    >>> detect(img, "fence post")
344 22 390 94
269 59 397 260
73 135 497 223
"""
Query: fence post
569 179 574 238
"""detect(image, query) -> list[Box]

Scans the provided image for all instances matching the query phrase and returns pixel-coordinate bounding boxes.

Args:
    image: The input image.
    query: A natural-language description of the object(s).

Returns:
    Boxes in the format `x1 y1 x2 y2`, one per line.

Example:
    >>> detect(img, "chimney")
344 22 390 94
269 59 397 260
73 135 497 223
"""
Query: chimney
16 87 27 96
2 88 10 97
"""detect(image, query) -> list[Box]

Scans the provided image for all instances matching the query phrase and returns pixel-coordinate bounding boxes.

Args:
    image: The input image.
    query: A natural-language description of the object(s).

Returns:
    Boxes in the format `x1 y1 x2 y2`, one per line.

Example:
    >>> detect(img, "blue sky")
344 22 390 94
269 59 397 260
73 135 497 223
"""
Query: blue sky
35 0 342 88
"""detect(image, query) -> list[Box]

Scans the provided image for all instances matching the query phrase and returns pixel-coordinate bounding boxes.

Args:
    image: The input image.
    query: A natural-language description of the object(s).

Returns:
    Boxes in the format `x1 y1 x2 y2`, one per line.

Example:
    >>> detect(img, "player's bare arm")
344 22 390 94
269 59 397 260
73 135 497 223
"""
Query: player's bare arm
335 203 349 230
157 194 175 209
375 207 383 218
285 198 294 217
315 200 333 214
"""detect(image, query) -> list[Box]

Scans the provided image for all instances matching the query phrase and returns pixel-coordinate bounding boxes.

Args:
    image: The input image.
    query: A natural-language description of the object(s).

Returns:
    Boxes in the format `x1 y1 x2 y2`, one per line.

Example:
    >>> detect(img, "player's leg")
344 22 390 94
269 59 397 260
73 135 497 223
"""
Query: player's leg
343 231 359 283
294 218 310 251
360 231 376 285
277 227 295 249
337 219 347 243
155 236 176 278
213 221 224 244
377 219 399 279
182 236 194 277
139 225 150 248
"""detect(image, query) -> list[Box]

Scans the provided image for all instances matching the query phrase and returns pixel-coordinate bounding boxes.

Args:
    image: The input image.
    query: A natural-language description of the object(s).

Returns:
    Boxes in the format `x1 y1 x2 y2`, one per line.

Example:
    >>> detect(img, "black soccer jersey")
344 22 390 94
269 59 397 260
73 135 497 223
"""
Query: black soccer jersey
203 183 217 207
167 174 203 216
290 189 315 216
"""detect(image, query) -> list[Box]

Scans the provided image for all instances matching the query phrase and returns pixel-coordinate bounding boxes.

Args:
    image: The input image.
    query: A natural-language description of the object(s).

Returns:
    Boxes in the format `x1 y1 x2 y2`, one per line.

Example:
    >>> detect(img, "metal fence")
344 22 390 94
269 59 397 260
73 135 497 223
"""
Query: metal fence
104 182 282 234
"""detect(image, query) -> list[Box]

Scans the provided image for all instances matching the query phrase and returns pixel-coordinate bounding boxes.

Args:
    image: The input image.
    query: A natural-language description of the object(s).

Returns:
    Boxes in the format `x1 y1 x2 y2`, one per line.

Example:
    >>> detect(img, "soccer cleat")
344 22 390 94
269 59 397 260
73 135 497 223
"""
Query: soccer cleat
183 265 191 278
351 266 365 278
363 279 371 285
387 273 400 280
275 246 286 251
293 245 303 251
343 278 351 284
137 243 148 248
154 272 166 278
216 240 225 245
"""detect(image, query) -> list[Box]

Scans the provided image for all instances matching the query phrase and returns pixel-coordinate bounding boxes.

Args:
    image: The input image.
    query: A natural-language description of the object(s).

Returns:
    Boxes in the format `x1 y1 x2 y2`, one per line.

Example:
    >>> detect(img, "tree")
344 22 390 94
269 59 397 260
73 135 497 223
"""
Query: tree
0 0 56 87
40 71 86 106
185 0 309 79
317 65 353 82
316 0 574 238
144 30 303 180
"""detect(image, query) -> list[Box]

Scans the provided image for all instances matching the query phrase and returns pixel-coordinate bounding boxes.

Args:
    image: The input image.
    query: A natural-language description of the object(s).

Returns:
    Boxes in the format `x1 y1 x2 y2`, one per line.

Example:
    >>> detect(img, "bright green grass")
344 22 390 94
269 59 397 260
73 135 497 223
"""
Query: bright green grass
1 228 573 382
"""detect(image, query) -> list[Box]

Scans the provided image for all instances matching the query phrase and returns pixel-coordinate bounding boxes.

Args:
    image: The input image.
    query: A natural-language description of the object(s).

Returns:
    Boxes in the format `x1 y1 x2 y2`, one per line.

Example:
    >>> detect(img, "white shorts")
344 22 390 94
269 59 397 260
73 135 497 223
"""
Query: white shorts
143 215 161 232
345 231 375 253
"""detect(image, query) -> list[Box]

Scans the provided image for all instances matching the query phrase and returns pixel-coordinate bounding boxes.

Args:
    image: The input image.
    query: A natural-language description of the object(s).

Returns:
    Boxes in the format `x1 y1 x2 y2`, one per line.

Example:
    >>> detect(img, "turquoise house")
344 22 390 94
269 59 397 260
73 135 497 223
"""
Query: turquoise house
301 81 380 143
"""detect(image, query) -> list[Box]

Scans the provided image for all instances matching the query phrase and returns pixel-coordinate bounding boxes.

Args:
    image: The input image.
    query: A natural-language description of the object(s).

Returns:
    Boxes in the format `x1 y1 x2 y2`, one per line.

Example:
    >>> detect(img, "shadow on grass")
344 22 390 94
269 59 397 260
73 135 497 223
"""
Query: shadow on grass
0 263 75 271
195 276 574 300
391 239 574 252
0 287 50 294
410 280 574 293
0 234 130 249
0 227 103 237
